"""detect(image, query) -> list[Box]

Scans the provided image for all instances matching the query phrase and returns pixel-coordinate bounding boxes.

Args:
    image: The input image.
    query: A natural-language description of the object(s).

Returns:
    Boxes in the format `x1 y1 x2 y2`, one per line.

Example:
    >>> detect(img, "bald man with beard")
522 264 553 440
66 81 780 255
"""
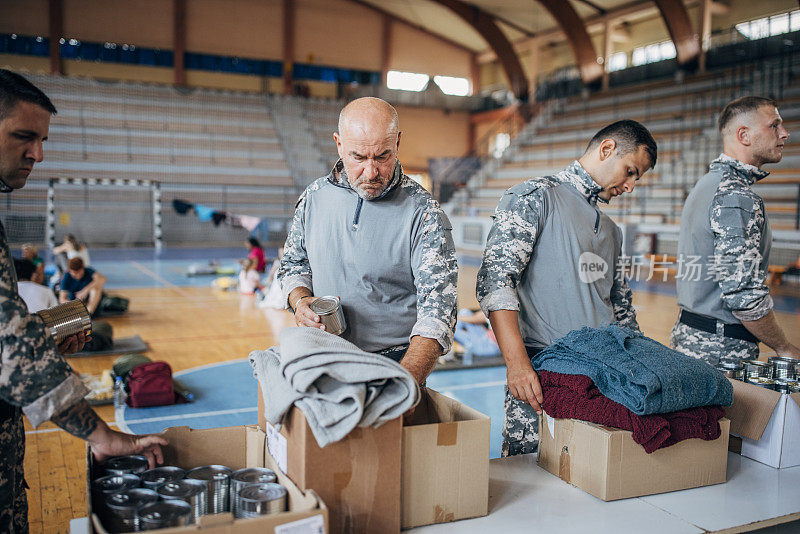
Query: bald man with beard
671 96 799 365
278 97 458 385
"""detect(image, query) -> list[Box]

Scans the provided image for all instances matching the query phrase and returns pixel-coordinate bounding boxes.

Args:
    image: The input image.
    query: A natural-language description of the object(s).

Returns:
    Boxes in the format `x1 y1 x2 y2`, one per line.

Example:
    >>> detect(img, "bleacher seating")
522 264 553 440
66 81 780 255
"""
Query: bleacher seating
448 63 800 237
12 74 303 246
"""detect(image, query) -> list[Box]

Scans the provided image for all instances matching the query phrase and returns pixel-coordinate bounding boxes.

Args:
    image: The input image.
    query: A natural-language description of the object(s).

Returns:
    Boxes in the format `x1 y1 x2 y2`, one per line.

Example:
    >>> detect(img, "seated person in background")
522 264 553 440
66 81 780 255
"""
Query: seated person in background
15 258 57 312
246 237 266 273
53 233 91 273
59 257 105 315
238 258 263 295
21 243 45 285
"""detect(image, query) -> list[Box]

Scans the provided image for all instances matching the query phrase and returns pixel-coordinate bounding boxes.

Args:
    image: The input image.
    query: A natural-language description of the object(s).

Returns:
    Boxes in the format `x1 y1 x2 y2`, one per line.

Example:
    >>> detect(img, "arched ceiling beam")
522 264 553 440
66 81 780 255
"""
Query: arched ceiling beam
429 0 529 100
653 0 701 67
534 0 604 85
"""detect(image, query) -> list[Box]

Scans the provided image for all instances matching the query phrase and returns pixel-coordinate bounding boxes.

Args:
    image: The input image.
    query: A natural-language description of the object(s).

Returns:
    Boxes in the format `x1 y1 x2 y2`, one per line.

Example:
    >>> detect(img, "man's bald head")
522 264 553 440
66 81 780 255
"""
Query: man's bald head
338 97 399 139
334 97 402 200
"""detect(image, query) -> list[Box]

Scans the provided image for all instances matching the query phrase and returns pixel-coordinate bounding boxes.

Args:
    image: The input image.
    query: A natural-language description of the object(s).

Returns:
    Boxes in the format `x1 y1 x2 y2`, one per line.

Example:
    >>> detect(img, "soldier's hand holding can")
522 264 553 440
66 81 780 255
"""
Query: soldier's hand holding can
293 295 325 330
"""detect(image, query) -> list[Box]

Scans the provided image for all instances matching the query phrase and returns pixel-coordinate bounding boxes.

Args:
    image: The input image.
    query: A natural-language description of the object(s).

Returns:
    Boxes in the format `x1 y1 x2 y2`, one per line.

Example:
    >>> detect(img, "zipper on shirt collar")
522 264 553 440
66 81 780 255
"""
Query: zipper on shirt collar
352 196 363 231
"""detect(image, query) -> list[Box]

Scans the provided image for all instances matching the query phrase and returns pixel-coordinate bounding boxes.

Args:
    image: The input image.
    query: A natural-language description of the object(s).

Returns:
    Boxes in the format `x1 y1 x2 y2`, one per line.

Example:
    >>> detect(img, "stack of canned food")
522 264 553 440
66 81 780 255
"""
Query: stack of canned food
717 356 800 393
92 457 287 532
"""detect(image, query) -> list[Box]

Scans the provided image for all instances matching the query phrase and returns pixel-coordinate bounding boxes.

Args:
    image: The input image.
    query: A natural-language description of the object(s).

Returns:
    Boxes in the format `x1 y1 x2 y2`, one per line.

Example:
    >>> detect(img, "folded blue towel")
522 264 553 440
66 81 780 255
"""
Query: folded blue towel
531 325 733 415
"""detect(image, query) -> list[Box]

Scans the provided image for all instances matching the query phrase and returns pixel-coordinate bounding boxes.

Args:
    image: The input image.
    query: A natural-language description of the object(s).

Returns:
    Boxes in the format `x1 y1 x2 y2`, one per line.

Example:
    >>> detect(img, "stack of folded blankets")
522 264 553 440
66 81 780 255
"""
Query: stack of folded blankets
532 325 733 453
250 327 419 447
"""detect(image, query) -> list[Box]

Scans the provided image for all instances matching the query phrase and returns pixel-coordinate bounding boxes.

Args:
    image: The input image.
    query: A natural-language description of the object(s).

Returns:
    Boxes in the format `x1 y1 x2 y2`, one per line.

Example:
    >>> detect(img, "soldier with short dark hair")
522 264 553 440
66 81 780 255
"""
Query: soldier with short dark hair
671 96 799 364
0 69 167 533
476 120 657 457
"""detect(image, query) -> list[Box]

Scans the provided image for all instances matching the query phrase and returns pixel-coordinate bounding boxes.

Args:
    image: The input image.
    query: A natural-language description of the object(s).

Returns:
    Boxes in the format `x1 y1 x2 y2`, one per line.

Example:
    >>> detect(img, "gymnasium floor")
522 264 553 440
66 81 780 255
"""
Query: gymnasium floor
22 246 800 533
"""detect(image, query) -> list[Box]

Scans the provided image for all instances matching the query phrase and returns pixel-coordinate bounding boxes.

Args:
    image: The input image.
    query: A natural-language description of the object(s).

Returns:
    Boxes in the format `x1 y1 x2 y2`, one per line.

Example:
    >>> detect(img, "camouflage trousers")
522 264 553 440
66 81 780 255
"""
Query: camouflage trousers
0 403 28 534
670 321 759 366
501 386 539 457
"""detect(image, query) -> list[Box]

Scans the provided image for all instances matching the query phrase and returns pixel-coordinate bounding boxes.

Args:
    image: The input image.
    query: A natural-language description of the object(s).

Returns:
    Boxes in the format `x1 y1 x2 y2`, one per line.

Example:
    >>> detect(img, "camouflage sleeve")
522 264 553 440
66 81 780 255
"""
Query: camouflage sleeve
0 226 89 428
610 228 639 330
277 189 313 308
476 187 545 316
409 206 458 353
711 192 773 321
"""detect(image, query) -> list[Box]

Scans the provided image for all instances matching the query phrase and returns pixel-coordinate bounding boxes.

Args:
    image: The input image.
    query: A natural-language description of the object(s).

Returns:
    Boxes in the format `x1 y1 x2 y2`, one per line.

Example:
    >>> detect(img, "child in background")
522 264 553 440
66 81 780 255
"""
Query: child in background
238 258 263 295
21 243 46 285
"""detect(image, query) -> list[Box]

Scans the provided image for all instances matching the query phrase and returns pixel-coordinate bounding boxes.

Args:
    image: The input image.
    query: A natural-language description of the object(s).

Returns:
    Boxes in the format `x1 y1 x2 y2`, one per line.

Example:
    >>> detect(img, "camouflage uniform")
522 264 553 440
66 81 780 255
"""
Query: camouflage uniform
0 220 89 533
278 159 458 357
672 154 770 365
477 161 639 457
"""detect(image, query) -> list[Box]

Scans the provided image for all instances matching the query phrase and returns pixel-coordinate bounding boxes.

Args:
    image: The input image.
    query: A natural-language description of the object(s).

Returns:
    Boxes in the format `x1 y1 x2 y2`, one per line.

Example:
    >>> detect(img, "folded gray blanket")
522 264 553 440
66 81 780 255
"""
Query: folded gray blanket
531 325 733 415
250 327 419 447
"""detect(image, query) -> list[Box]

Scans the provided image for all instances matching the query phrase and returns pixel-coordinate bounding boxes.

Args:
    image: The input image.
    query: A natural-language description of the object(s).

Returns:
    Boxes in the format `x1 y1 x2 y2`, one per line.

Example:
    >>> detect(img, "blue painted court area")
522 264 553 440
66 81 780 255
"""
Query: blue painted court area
117 359 508 459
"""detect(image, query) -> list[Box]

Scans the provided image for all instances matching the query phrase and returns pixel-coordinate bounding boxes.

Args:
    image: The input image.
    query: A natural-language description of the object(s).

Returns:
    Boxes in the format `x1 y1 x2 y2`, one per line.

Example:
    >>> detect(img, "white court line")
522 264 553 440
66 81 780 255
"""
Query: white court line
121 406 257 427
127 260 192 297
26 422 119 435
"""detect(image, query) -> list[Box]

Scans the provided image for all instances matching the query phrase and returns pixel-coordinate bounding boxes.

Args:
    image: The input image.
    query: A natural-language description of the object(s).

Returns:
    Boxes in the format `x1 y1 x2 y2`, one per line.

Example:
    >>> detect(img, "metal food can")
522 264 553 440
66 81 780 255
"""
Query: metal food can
230 468 277 518
92 474 140 516
236 483 287 519
774 379 792 394
105 488 158 532
104 455 149 476
769 356 799 381
137 501 192 530
140 466 186 490
34 299 92 345
743 359 773 381
157 479 208 523
717 362 745 381
310 296 347 336
749 377 776 390
187 465 232 514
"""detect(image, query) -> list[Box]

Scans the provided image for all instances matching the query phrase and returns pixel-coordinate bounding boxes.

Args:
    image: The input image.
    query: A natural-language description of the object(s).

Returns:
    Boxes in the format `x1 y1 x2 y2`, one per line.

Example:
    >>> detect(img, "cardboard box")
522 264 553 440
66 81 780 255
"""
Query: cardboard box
538 412 729 501
725 378 800 468
87 425 328 533
258 386 402 534
401 388 490 528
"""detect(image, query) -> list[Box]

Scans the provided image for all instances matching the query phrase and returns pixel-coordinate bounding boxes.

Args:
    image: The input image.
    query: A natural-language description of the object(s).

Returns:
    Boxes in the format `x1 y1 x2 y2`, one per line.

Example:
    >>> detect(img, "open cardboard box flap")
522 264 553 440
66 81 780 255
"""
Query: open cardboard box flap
725 379 788 441
401 388 490 528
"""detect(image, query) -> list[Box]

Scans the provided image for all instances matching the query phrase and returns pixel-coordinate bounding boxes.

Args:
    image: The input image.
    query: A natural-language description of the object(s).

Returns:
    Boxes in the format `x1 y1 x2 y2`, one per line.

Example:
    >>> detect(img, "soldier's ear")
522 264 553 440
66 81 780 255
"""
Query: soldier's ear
737 125 751 146
599 139 616 161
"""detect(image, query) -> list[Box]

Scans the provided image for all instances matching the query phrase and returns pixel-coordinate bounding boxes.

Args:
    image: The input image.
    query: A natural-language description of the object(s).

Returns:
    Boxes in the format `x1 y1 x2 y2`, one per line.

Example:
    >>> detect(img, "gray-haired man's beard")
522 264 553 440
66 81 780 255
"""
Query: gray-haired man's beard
351 178 389 200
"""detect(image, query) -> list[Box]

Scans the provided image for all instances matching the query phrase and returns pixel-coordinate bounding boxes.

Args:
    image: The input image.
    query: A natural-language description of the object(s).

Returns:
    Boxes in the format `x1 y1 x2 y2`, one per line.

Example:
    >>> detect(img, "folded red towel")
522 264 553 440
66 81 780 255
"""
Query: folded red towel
538 370 725 453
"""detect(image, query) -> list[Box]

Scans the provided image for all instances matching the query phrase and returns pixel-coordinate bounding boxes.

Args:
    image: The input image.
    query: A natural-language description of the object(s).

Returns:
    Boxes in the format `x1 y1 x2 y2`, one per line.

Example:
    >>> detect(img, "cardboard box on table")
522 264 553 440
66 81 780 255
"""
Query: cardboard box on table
725 378 800 468
538 412 730 501
257 386 490 533
87 425 328 533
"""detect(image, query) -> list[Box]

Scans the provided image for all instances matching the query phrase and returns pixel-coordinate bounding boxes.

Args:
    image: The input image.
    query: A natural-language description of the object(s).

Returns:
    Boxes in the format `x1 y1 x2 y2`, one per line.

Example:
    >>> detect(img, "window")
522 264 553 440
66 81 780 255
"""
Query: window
631 40 676 67
607 52 627 72
736 9 800 40
386 70 429 92
433 75 470 96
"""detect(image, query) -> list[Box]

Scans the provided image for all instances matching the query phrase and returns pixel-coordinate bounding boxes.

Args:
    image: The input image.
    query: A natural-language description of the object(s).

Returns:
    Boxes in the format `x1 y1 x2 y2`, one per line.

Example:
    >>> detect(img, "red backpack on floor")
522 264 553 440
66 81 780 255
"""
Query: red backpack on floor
126 361 175 408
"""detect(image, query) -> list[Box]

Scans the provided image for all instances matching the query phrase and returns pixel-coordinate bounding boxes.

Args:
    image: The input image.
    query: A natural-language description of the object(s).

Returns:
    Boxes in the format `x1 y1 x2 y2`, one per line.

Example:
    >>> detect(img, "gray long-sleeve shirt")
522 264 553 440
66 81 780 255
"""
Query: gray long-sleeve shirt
476 160 638 349
278 160 458 354
676 154 773 324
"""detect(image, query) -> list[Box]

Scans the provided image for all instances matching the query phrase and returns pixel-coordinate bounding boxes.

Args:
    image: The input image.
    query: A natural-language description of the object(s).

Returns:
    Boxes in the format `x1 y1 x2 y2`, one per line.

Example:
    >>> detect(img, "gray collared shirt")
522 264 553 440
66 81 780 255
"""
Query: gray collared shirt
278 160 458 354
676 153 773 324
477 161 638 348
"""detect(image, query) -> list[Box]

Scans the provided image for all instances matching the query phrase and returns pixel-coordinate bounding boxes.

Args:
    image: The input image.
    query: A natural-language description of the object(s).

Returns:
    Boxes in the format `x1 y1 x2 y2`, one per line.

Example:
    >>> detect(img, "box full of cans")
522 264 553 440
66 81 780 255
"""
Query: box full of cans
86 425 328 533
723 357 800 468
